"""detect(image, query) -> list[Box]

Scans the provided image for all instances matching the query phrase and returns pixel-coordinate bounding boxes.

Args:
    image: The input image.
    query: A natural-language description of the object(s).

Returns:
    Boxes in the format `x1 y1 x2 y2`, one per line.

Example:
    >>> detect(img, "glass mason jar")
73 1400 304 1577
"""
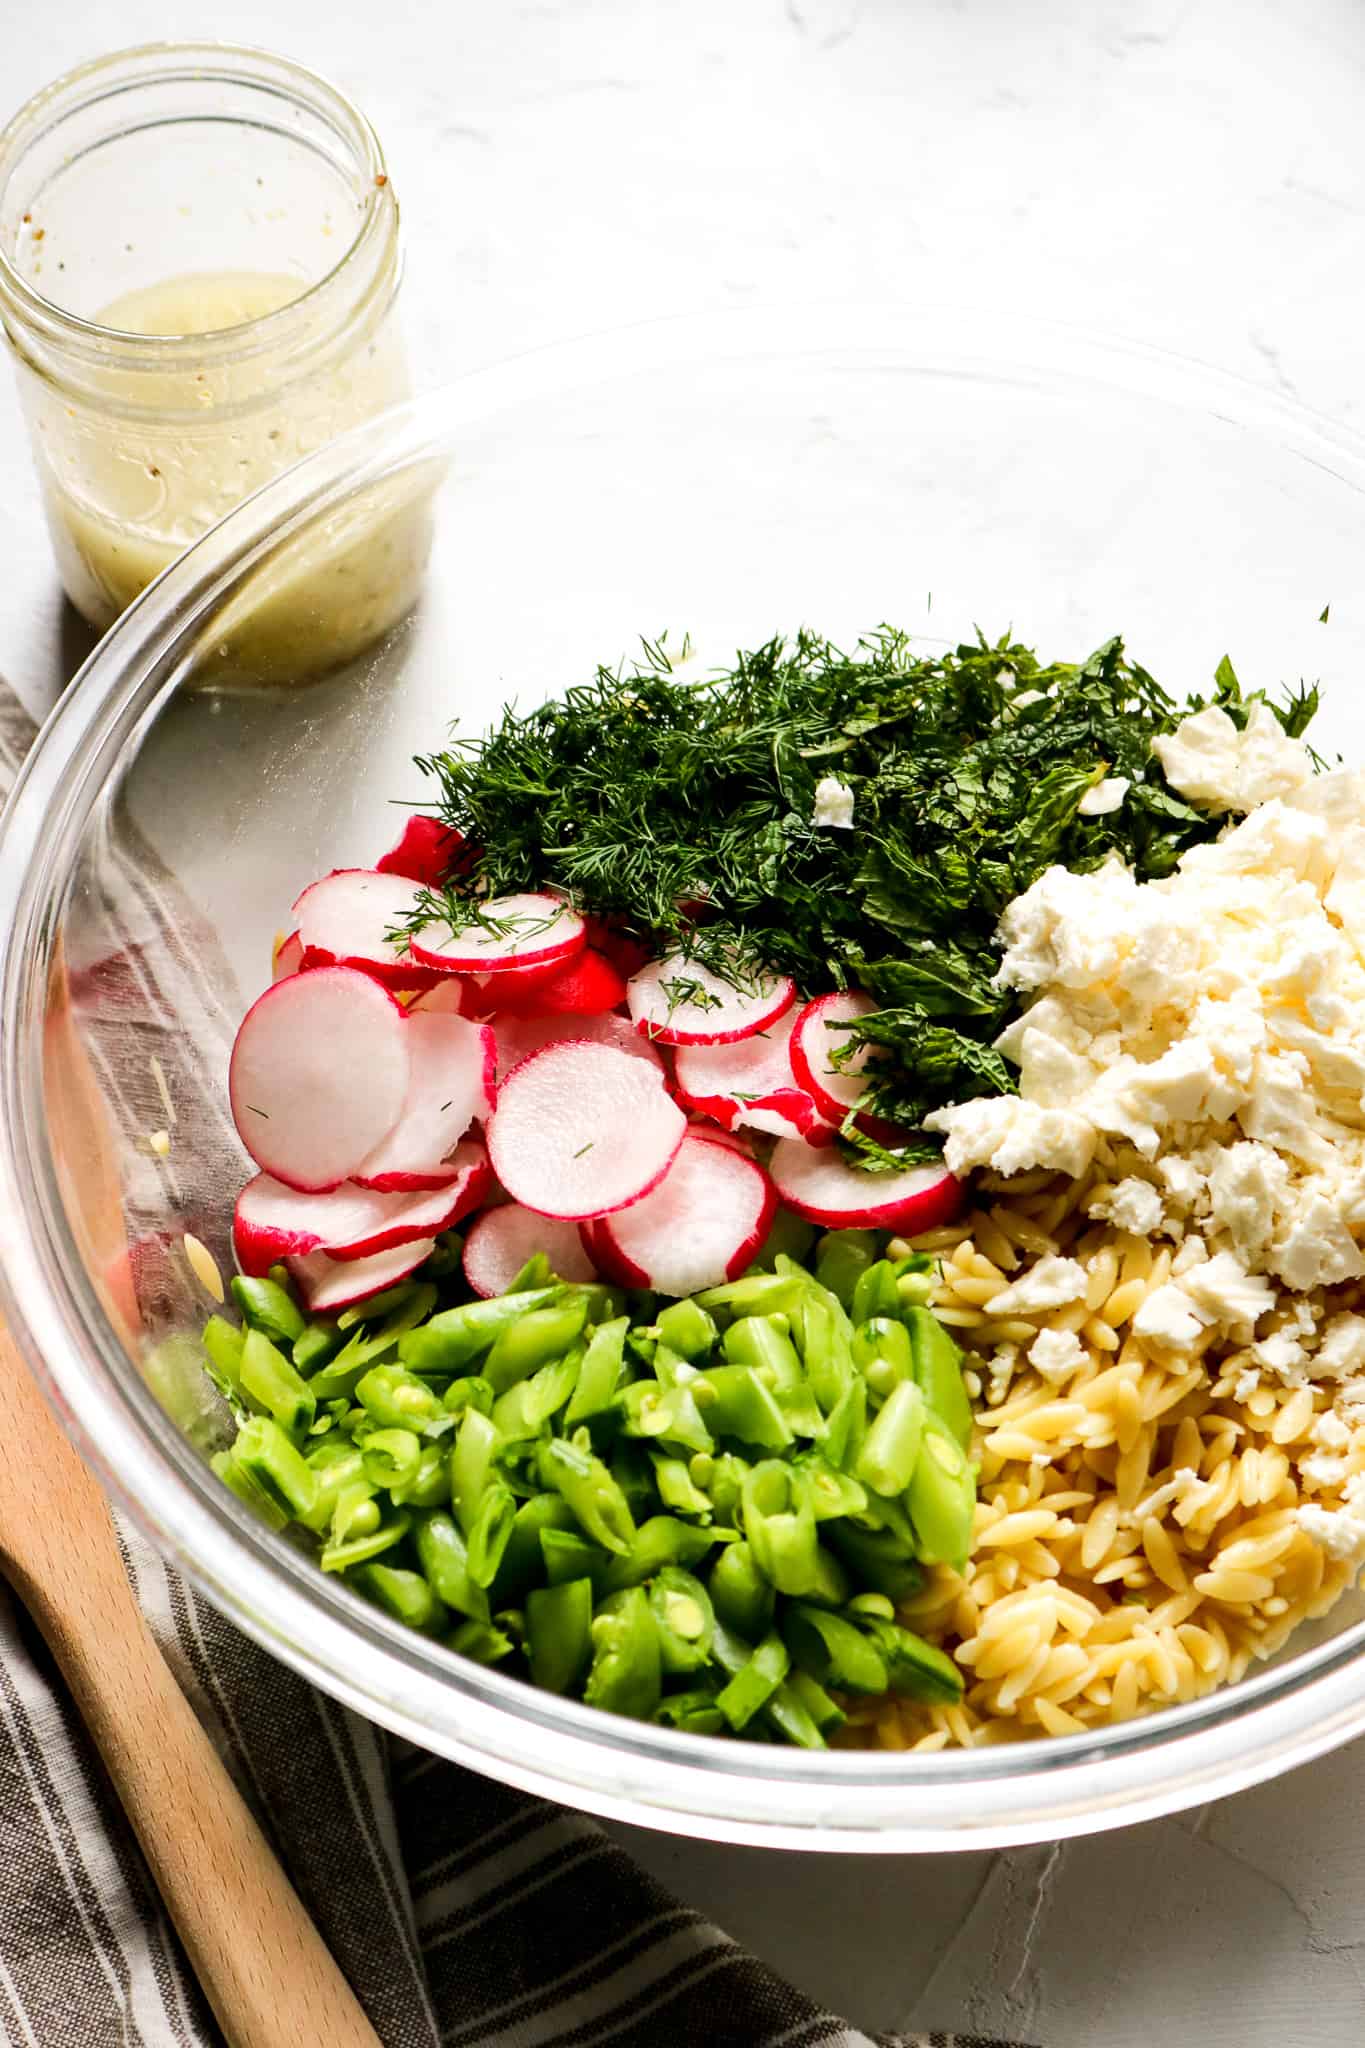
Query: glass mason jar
0 43 425 682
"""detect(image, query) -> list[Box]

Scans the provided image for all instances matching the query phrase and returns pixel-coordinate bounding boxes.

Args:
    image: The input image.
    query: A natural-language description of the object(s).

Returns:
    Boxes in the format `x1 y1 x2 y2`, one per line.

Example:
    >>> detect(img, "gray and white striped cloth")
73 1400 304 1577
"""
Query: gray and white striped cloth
0 674 1023 2048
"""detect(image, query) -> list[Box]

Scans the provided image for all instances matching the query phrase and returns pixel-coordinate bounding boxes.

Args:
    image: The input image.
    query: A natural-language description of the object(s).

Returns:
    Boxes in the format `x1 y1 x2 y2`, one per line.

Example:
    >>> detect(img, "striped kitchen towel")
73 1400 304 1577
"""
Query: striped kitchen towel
0 673 1022 2048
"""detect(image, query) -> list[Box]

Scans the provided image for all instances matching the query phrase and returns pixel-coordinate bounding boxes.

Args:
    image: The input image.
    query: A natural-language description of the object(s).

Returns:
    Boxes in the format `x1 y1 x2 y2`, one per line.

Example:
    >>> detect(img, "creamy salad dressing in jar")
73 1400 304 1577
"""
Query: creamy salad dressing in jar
0 44 424 682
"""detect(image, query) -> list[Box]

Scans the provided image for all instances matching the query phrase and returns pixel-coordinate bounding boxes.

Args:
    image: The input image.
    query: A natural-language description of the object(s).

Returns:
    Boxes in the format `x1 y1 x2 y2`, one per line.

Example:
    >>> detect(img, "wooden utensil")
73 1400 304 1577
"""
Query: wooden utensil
0 1316 383 2048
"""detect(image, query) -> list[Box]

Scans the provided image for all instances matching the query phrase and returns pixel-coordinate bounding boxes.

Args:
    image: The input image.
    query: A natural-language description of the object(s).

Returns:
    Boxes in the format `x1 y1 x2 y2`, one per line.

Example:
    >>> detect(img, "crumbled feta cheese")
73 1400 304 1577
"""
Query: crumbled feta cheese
1252 1331 1309 1383
811 776 855 829
1077 775 1130 817
1314 1411 1352 1451
1152 702 1313 814
1028 1327 1086 1381
1296 1500 1365 1562
1133 1282 1205 1350
985 1256 1088 1317
1178 1251 1276 1331
1313 1314 1365 1382
924 1094 1097 1180
1090 1176 1163 1236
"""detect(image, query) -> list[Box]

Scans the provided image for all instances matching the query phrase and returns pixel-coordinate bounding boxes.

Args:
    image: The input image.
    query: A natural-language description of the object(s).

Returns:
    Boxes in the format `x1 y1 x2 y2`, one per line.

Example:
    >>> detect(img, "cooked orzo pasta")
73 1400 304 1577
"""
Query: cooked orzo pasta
842 1148 1365 1750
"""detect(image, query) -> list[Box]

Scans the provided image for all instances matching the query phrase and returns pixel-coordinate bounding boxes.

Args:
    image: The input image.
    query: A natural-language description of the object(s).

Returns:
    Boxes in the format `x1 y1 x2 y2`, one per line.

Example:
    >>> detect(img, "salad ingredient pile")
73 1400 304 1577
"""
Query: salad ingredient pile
205 1231 975 1745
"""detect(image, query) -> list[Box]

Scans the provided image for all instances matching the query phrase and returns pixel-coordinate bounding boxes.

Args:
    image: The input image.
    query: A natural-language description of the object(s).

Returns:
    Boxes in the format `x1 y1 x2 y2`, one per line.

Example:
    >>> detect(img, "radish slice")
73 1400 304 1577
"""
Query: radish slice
491 947 627 1018
789 989 880 1123
455 950 588 1017
375 813 465 887
272 930 305 983
229 967 411 1193
294 869 436 992
627 952 796 1047
491 1009 664 1084
591 1133 777 1295
768 1138 962 1232
351 1012 496 1191
488 1040 686 1219
409 892 586 975
234 1141 491 1271
410 977 482 1020
673 1009 826 1140
289 1237 438 1313
463 1203 599 1296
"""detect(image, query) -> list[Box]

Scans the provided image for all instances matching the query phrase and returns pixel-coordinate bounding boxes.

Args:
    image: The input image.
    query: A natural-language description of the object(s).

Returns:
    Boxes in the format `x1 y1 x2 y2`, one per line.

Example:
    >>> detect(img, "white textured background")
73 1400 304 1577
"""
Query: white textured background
5 3 1365 2038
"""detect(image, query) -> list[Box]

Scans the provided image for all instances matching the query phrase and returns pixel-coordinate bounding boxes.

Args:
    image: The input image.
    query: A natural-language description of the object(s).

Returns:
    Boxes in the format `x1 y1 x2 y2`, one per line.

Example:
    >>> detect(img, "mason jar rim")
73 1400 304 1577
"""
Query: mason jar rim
0 40 397 373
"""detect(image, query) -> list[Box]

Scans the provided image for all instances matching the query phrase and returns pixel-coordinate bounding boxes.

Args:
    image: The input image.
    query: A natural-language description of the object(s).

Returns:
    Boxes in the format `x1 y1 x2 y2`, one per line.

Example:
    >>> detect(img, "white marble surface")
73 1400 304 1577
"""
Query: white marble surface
5 1 1365 2038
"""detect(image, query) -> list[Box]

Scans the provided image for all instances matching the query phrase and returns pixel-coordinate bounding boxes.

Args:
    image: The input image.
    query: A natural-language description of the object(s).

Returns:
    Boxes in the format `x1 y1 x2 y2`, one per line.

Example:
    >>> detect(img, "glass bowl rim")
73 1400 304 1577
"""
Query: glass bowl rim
5 302 1365 1849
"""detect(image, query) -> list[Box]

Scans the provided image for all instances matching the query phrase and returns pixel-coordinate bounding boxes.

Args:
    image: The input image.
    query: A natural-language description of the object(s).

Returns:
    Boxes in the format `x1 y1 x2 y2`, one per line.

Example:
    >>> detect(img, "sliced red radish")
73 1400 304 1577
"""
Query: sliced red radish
590 1133 777 1295
768 1138 962 1232
789 989 880 1123
410 977 482 1020
294 869 436 993
488 1040 686 1219
351 1012 496 1191
491 947 627 1018
673 1008 826 1140
289 1238 438 1313
455 950 589 1016
229 968 411 1193
491 1009 664 1084
462 1203 599 1297
627 952 796 1047
583 914 653 981
375 813 465 887
272 930 305 983
409 891 586 976
235 1141 491 1272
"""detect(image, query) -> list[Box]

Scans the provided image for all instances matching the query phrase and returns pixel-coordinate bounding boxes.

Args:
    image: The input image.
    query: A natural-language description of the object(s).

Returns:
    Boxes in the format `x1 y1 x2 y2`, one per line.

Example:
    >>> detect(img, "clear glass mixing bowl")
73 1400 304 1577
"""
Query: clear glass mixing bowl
4 306 1365 1853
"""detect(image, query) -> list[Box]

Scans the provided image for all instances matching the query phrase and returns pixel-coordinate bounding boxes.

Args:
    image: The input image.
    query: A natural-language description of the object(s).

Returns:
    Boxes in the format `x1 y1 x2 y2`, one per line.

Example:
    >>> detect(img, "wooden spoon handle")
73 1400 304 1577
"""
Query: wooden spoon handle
0 1330 381 2048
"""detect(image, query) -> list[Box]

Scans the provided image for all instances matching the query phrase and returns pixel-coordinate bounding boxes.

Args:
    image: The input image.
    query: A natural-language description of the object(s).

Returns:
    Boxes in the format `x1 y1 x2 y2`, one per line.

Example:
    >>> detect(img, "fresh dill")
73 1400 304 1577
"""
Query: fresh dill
412 628 1318 1150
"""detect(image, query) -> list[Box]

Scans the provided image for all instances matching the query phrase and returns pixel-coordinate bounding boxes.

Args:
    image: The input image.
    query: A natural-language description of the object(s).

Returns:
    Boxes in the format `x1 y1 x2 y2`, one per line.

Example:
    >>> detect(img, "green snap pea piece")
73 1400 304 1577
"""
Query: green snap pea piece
600 1514 718 1593
814 1229 880 1310
293 1321 344 1376
709 1540 775 1640
584 1587 661 1718
621 1379 713 1454
564 1317 630 1428
412 1510 490 1622
852 1316 913 1389
651 1452 713 1520
360 1427 422 1493
795 1292 855 1415
824 1520 925 1603
905 1307 975 1451
762 1678 826 1749
539 1437 637 1556
654 1690 726 1735
859 1486 920 1551
231 1274 305 1347
447 1617 516 1665
856 1380 927 1498
749 1208 817 1272
526 1576 594 1694
337 1280 435 1328
351 1561 447 1634
540 1526 609 1588
906 1413 976 1568
706 1451 751 1528
787 1669 846 1736
784 1603 888 1694
722 1315 802 1383
210 1448 289 1530
297 1441 368 1533
860 1619 964 1703
653 1298 717 1362
202 1315 245 1399
801 1543 852 1610
398 1287 561 1374
239 1328 315 1437
443 1375 495 1418
492 1349 582 1438
490 1494 579 1607
503 1251 553 1294
611 1440 659 1520
467 1481 518 1587
695 1272 802 1318
714 1625 790 1731
319 1512 412 1574
485 1298 590 1394
451 1408 500 1536
648 1567 715 1676
796 1454 868 1522
390 1438 451 1509
851 1260 904 1326
356 1364 445 1431
741 1461 821 1597
232 1413 319 1517
691 1365 793 1452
